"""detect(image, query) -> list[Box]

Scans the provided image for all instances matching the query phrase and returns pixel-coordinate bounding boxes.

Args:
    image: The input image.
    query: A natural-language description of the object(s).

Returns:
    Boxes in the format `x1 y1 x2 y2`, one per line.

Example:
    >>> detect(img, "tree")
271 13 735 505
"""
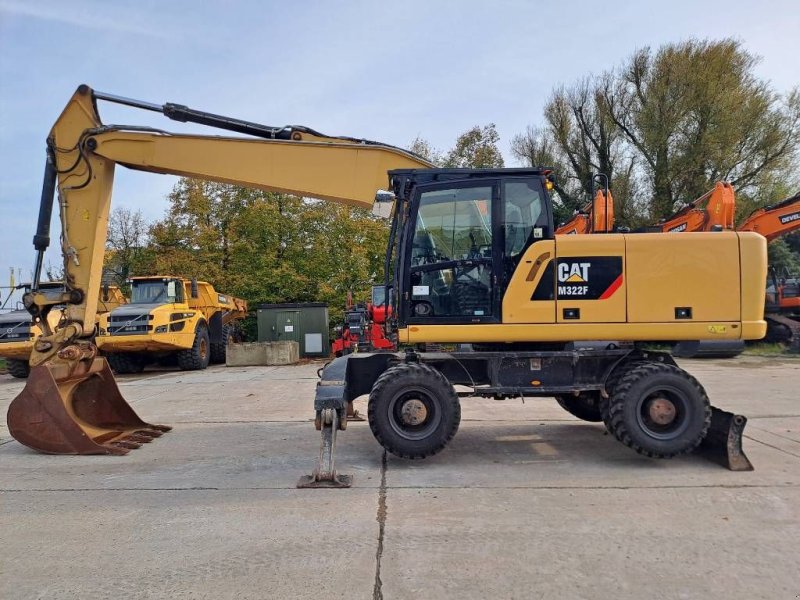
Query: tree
147 178 392 329
407 136 444 166
601 39 800 219
514 39 800 227
148 179 256 286
105 207 154 286
443 124 505 168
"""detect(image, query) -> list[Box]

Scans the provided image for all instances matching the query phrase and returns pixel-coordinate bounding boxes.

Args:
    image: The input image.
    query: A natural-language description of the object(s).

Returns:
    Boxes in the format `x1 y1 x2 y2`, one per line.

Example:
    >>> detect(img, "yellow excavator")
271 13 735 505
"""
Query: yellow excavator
8 86 766 484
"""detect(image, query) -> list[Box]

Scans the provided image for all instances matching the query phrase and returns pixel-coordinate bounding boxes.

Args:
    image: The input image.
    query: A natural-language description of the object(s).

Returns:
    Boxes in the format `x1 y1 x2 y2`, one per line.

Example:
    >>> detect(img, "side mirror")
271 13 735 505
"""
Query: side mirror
102 283 109 302
372 190 394 219
190 278 199 299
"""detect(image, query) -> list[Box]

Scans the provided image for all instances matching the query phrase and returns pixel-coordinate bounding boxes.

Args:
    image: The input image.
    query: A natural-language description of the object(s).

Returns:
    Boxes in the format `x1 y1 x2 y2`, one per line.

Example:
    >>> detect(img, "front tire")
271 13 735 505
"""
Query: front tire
368 362 460 459
177 323 210 371
105 353 146 374
602 362 711 458
5 358 30 379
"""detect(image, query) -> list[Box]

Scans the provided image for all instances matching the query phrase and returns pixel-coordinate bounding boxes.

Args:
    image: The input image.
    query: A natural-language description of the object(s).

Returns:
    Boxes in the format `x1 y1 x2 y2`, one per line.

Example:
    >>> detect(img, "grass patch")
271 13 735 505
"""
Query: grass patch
742 342 796 356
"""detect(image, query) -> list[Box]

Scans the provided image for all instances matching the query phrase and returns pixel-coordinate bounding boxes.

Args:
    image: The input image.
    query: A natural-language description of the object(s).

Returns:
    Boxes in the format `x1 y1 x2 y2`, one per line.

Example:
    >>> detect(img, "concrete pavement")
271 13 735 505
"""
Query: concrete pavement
1 357 798 599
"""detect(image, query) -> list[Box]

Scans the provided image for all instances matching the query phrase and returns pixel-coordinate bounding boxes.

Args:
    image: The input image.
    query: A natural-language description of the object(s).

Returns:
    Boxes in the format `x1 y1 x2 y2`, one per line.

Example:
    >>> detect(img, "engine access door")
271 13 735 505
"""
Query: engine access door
554 234 627 323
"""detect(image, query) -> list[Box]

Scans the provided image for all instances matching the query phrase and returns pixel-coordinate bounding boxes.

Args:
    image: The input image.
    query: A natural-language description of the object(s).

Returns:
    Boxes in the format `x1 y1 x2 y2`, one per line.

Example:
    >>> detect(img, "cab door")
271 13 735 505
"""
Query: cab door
403 181 499 324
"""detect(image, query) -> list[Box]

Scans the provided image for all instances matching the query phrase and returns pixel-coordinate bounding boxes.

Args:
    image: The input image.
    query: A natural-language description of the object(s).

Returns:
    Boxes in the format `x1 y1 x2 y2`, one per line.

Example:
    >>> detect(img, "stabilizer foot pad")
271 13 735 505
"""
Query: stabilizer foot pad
296 474 353 489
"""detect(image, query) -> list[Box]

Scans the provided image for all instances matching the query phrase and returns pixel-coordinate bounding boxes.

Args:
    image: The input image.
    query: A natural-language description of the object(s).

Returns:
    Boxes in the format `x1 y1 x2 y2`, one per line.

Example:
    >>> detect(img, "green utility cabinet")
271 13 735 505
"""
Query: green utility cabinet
256 303 330 357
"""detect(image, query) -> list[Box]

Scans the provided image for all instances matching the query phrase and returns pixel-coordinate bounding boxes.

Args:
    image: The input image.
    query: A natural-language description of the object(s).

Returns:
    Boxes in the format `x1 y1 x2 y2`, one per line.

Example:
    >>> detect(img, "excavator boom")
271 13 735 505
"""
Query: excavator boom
656 181 736 233
555 188 615 235
8 85 431 455
738 193 800 242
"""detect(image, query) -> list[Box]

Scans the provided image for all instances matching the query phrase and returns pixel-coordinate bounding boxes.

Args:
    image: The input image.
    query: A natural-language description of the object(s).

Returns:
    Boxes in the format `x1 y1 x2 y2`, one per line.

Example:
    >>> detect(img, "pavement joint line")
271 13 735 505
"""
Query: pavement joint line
748 427 800 445
744 435 800 459
373 451 387 600
3 483 798 493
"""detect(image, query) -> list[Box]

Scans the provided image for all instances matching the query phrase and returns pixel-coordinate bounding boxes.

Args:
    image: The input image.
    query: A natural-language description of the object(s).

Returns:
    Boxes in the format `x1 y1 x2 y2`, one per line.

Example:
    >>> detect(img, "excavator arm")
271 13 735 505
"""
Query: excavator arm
8 84 431 455
655 181 736 233
555 188 615 235
738 193 800 241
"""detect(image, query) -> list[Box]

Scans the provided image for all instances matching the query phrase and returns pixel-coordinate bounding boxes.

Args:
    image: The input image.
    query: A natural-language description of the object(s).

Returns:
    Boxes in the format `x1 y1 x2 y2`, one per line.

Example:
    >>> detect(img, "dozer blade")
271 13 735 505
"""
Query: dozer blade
6 357 170 455
697 406 754 471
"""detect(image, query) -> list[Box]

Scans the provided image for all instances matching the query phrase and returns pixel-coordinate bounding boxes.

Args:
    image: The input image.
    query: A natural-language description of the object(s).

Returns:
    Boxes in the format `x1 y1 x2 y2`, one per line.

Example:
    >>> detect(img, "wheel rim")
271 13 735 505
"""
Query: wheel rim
200 337 208 359
387 387 442 441
635 385 690 440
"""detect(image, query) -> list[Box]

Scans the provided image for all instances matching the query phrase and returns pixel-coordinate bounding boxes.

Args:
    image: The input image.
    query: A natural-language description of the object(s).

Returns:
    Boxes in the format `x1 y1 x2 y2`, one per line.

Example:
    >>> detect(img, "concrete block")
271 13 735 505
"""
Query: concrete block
225 341 299 366
264 340 299 365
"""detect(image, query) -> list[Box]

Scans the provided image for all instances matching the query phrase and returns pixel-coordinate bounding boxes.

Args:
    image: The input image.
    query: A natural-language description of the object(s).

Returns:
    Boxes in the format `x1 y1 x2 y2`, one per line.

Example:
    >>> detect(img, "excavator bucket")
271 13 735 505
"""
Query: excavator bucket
7 357 170 455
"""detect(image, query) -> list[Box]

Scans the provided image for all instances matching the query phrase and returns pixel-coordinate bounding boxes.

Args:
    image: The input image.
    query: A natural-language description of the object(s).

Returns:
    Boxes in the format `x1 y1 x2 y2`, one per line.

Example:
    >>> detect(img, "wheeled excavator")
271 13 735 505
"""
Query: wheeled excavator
8 86 766 485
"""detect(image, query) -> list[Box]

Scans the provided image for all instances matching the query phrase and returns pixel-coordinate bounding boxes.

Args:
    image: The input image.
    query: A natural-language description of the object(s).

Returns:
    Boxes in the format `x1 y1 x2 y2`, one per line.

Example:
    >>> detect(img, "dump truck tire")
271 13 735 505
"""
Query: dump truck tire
555 393 603 422
210 324 235 364
368 362 460 459
6 358 30 379
177 323 210 371
105 353 146 374
602 362 711 458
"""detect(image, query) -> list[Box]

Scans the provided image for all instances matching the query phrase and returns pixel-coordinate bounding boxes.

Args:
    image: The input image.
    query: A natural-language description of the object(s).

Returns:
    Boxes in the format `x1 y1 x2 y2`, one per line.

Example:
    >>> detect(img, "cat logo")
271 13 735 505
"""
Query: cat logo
558 262 590 295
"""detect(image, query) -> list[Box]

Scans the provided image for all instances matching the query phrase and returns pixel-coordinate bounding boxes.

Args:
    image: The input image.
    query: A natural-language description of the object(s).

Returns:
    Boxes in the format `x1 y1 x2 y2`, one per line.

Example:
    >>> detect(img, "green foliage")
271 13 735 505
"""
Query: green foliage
443 124 505 168
768 236 800 276
145 179 390 330
514 39 800 231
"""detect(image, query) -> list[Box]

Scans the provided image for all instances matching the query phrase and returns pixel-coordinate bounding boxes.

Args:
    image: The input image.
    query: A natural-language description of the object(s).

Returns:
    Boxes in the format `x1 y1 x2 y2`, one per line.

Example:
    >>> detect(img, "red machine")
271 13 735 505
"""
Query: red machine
332 285 395 356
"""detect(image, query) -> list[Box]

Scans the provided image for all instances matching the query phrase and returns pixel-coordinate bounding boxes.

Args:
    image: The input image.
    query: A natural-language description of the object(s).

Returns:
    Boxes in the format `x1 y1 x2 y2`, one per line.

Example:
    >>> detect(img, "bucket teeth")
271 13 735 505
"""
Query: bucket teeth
7 358 171 455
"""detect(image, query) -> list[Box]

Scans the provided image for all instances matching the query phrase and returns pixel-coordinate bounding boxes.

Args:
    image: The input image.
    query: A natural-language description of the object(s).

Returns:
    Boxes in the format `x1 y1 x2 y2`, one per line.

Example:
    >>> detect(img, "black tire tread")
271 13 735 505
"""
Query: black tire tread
177 324 210 371
601 362 711 458
368 362 460 459
105 353 145 374
6 358 30 379
210 323 231 364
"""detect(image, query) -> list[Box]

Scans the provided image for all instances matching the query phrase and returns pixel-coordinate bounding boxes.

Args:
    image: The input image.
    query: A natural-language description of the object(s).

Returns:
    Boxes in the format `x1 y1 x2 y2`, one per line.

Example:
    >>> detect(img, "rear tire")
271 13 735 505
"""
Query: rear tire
602 362 711 458
177 323 210 371
554 392 603 422
368 362 460 459
105 353 146 375
210 324 236 364
6 358 30 379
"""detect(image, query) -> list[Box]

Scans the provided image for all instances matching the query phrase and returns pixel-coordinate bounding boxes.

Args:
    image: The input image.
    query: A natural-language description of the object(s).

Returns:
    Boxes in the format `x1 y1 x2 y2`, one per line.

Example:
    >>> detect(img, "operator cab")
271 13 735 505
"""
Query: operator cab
390 169 554 326
129 277 185 305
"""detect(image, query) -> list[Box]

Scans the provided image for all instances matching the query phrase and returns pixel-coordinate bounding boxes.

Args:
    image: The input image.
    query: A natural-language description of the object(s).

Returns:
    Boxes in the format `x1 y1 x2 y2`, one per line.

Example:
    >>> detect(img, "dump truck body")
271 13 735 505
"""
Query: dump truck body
96 276 247 371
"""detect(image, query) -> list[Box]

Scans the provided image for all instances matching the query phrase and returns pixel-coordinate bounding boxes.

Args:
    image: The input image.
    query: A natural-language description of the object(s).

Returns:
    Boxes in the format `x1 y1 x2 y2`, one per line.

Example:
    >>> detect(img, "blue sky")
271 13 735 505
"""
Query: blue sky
1 0 799 300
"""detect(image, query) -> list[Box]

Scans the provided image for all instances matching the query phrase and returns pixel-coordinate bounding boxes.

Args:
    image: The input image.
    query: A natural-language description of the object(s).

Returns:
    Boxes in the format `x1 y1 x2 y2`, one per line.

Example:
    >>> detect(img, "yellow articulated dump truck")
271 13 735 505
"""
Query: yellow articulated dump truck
0 282 126 378
95 276 247 374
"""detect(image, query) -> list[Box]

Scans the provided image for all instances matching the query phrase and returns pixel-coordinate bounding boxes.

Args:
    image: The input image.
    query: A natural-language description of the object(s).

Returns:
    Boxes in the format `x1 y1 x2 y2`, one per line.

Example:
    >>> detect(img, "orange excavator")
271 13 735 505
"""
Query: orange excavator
738 193 800 241
740 193 800 347
555 181 615 235
652 181 736 233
